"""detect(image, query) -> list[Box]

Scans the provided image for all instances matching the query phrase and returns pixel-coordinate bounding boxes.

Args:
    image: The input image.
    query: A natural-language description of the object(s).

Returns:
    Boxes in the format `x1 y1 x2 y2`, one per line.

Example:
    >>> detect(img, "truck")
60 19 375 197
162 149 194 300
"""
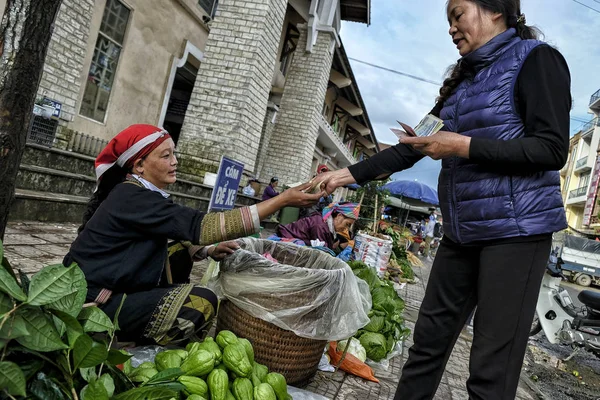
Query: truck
559 234 600 287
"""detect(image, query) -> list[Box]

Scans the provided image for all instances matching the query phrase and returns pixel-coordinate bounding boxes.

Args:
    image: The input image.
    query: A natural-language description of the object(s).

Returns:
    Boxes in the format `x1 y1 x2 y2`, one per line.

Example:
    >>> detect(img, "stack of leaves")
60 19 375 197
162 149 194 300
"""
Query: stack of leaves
385 228 416 282
0 241 160 399
347 261 411 362
122 330 292 400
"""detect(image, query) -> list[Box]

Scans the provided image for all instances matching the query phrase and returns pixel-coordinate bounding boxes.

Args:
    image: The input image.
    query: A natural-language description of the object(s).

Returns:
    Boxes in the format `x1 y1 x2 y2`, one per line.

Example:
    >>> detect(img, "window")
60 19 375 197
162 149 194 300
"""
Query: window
580 173 591 188
79 0 130 122
279 24 299 76
198 0 218 18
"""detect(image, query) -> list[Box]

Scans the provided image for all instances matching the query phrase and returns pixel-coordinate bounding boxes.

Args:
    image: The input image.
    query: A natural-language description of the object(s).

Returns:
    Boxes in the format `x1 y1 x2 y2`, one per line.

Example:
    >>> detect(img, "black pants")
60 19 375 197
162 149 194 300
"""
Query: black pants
395 235 551 400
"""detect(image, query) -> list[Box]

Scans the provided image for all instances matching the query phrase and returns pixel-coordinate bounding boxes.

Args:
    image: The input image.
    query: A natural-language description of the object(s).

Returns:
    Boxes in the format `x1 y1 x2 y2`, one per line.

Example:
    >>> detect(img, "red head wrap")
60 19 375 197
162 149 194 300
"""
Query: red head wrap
94 124 171 181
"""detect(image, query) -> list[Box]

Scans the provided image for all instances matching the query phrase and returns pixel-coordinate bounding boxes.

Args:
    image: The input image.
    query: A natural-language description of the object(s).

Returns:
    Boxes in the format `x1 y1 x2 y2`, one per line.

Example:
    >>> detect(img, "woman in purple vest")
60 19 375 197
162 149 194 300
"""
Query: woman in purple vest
319 0 571 399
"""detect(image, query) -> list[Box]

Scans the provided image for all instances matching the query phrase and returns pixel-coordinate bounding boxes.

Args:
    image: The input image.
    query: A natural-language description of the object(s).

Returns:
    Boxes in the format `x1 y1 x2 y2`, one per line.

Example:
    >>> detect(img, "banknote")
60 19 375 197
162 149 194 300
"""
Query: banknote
391 114 444 139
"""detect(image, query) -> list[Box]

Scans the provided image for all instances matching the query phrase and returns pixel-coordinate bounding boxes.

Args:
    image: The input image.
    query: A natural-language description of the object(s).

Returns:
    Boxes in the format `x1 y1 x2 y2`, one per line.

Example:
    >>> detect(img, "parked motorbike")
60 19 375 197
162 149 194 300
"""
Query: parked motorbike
530 248 600 357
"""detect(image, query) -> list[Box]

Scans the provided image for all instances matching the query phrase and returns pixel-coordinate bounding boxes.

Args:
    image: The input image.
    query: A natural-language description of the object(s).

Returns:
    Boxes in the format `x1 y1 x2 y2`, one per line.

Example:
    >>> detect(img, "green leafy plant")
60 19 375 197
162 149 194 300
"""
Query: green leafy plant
0 241 181 399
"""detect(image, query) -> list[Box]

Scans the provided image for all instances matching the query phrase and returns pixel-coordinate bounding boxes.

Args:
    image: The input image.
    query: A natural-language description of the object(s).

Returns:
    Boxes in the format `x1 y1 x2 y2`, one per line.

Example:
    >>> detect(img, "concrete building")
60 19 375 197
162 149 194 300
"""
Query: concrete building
1 0 379 220
562 88 600 233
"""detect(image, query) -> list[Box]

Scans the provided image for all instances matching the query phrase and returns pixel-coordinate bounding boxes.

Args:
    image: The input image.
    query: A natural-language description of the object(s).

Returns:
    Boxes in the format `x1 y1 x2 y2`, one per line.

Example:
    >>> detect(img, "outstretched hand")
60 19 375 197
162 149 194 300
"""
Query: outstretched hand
281 182 327 208
208 241 240 261
314 169 356 195
399 131 471 160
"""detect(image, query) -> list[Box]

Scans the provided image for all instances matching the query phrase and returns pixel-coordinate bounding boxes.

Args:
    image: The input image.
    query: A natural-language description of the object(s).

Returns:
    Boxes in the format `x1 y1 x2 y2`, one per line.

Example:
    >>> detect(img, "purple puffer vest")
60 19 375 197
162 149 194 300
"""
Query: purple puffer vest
439 28 567 244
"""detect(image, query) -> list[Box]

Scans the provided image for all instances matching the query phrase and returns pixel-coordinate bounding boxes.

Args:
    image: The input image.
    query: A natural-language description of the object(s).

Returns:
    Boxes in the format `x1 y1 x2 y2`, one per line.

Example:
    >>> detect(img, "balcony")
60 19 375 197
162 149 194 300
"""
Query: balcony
590 88 600 111
573 156 592 176
318 114 357 167
581 118 599 136
566 186 588 205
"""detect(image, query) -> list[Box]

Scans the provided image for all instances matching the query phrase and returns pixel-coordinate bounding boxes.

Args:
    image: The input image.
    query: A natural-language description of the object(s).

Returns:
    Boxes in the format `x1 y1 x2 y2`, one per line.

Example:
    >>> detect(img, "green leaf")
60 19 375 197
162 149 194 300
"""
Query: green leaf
1 249 18 281
0 361 26 396
15 307 68 351
105 363 135 393
112 386 179 400
78 307 114 333
112 294 127 332
51 310 84 348
18 269 31 296
47 289 87 318
0 313 29 339
141 368 183 386
0 259 27 301
28 372 69 400
73 335 109 369
0 292 13 315
99 373 115 397
27 264 86 306
107 349 132 365
80 367 98 383
80 379 109 400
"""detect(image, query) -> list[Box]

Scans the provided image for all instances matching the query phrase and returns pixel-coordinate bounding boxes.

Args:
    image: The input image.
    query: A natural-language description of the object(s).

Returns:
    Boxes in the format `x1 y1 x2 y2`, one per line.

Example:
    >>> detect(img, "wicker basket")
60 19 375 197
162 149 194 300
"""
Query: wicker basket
216 300 327 387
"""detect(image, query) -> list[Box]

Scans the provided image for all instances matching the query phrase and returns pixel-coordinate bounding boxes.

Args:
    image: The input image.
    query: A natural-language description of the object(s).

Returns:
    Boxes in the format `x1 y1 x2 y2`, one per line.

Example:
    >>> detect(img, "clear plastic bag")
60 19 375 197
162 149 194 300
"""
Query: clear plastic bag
215 238 371 341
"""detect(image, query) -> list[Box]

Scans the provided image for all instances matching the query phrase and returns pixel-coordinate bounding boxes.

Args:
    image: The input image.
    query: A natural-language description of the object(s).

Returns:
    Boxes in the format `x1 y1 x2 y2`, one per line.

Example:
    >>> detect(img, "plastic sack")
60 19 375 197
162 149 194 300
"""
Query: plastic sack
336 246 354 262
365 340 404 372
216 238 371 341
127 345 163 368
353 231 393 277
328 342 379 383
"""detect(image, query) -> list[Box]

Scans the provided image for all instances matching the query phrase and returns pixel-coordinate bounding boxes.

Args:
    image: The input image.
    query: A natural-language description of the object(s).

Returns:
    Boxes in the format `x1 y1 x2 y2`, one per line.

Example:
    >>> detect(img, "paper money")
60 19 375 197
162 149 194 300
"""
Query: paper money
390 114 444 139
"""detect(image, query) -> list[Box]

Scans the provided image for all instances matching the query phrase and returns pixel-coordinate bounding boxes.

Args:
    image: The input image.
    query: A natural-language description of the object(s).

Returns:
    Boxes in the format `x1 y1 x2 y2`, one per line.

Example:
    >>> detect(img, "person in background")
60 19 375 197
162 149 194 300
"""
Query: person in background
262 177 280 201
242 179 256 197
316 0 571 397
276 202 360 251
422 213 436 258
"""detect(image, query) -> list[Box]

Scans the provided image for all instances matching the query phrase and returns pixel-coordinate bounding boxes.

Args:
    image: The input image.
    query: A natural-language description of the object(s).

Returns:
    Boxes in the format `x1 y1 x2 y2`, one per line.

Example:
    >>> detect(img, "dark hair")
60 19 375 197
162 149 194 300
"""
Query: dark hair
270 177 278 184
437 0 543 106
77 165 128 234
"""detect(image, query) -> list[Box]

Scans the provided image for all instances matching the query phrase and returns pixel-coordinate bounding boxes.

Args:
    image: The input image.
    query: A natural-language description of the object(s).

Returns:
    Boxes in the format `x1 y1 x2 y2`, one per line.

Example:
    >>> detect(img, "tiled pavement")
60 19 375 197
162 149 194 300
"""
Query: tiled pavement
3 221 539 399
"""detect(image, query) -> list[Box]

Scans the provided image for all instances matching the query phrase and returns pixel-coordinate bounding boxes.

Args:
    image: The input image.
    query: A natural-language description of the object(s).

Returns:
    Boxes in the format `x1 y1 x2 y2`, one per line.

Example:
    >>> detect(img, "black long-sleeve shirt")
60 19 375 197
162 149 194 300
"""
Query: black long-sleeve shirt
349 45 571 183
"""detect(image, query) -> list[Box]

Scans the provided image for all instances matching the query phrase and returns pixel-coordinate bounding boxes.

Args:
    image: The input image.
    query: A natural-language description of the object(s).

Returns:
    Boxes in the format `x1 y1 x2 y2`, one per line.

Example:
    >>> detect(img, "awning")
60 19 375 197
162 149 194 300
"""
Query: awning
355 135 376 149
347 117 370 135
340 0 371 25
387 196 431 213
330 69 352 88
336 96 363 116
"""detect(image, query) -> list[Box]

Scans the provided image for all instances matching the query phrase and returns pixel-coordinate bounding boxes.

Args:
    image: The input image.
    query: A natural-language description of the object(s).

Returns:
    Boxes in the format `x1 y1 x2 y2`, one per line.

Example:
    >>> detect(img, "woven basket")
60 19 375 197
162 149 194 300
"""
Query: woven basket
216 300 327 387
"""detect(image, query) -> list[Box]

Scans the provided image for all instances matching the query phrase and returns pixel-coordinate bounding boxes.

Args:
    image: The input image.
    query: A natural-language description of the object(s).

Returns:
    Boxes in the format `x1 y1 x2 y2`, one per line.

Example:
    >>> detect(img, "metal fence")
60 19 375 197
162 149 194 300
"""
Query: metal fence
590 88 600 107
67 131 108 157
569 186 588 199
576 156 589 169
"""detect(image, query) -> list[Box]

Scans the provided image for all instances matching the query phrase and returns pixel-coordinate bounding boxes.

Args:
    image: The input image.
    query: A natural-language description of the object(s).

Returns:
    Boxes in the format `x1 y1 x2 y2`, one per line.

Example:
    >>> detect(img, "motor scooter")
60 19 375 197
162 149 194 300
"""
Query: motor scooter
531 247 600 358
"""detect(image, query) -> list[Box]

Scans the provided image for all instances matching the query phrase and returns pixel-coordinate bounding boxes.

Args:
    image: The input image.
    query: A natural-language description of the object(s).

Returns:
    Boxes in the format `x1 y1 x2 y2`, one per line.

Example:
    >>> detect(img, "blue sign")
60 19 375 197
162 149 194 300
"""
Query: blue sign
43 97 62 119
208 156 245 212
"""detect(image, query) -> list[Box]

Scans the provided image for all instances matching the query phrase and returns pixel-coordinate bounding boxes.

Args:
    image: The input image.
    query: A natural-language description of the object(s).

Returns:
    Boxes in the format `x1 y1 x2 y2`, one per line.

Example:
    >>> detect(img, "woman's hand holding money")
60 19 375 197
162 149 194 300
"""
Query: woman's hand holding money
400 131 471 160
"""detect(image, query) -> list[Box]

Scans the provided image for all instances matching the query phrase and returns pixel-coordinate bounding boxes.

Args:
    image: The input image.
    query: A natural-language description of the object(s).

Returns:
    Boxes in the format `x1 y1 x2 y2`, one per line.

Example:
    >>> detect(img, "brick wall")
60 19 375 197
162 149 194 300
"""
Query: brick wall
36 0 94 123
176 0 287 179
255 103 278 180
260 25 335 185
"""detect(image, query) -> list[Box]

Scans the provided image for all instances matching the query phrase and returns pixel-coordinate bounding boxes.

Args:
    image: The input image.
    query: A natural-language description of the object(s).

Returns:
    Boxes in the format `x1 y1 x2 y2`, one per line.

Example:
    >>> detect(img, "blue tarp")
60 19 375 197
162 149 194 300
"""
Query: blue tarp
383 180 439 206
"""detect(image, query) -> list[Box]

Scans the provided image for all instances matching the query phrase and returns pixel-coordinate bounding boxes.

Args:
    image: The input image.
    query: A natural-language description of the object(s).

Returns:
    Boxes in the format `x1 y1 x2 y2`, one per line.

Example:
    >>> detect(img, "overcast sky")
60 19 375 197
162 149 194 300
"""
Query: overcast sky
340 0 600 189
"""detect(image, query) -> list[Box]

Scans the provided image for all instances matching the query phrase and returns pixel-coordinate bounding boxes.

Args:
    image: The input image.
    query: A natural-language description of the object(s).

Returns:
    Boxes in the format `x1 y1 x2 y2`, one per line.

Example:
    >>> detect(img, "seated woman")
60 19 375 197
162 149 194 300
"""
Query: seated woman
275 202 359 251
63 124 321 346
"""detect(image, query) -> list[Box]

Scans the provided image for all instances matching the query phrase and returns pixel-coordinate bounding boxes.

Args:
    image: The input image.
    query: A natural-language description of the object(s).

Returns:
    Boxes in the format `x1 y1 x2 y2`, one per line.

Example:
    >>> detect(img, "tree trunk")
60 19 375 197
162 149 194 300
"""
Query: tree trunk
0 0 62 240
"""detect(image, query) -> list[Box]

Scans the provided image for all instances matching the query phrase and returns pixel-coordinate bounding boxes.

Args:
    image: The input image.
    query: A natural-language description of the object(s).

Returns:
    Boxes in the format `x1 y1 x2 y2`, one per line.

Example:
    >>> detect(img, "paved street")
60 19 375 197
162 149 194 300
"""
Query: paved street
3 220 540 399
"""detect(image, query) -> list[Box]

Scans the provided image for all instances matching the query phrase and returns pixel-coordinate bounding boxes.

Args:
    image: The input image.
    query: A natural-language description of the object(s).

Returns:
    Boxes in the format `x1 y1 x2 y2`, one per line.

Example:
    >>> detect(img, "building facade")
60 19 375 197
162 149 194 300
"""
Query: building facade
562 88 600 233
3 0 378 192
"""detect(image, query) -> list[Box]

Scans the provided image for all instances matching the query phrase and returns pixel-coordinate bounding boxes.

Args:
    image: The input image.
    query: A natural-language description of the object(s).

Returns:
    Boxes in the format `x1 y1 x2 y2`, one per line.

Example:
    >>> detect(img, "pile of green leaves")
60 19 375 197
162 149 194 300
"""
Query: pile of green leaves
385 228 415 281
347 261 410 362
0 241 184 399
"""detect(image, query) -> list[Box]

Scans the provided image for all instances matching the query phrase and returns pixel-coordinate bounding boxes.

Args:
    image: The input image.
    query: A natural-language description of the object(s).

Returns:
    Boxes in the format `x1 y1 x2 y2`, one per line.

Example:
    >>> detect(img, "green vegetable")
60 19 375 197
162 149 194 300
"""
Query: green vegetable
254 383 276 400
216 330 239 349
227 390 237 400
173 349 189 360
223 343 252 378
181 349 215 377
232 377 254 400
215 364 228 372
264 373 288 400
187 342 202 353
252 362 268 382
353 265 380 291
155 350 184 371
363 315 385 332
359 332 388 362
188 395 208 400
337 338 367 363
238 338 254 364
194 337 223 365
208 368 229 400
128 363 158 383
179 376 209 397
386 335 395 353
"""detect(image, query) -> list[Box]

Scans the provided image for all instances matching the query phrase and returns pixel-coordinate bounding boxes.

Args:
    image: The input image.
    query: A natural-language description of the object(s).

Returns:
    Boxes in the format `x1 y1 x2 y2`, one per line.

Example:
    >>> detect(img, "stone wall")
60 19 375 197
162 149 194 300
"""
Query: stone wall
36 0 95 123
260 25 335 185
176 0 288 179
254 103 279 180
